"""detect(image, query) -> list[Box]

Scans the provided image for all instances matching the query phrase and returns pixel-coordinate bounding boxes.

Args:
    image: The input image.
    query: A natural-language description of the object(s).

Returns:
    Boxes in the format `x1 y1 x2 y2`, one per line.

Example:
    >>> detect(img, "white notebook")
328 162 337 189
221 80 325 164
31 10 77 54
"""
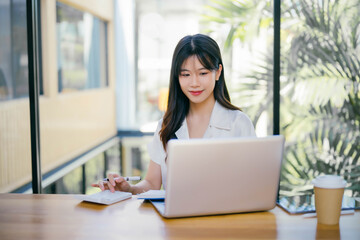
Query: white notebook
137 190 165 200
77 190 132 205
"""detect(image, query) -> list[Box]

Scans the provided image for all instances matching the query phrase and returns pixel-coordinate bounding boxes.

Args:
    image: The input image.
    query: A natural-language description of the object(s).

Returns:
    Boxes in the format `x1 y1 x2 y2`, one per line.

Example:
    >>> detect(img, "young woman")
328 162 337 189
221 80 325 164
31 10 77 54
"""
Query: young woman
92 34 256 193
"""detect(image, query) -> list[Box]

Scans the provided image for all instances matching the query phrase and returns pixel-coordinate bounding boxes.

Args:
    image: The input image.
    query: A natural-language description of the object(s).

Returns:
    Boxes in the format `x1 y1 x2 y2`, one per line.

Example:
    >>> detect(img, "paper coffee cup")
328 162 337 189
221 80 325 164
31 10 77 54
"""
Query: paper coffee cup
312 175 347 225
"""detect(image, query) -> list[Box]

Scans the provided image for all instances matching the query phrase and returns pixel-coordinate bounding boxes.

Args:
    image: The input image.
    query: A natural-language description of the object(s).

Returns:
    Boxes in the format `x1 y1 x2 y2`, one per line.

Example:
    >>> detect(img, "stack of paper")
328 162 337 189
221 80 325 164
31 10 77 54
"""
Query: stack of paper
137 190 165 200
76 190 132 205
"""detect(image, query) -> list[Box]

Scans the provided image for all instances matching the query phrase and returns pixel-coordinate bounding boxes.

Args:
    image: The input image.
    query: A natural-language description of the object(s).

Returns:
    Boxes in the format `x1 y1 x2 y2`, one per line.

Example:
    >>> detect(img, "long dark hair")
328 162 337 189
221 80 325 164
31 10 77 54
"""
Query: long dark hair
159 34 240 149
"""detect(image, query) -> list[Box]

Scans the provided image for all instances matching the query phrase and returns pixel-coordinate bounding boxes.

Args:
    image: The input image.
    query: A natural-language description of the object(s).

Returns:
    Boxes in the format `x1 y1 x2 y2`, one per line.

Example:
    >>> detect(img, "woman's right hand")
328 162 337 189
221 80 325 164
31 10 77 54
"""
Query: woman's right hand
91 173 132 193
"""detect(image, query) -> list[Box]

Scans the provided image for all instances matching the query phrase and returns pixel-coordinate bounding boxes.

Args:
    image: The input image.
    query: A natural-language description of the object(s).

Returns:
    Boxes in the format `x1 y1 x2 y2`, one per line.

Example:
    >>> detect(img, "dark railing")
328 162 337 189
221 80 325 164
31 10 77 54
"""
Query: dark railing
273 0 280 135
27 0 42 194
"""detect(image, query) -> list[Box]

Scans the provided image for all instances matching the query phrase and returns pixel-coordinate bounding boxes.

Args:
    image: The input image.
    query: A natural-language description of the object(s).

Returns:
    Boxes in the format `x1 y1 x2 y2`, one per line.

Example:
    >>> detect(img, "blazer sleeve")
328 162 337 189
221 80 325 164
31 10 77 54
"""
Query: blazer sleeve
147 119 166 165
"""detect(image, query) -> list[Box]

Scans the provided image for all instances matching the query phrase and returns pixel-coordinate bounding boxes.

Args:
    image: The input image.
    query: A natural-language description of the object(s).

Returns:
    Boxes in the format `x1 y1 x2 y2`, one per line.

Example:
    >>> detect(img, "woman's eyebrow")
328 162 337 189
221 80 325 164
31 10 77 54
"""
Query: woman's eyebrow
180 67 208 71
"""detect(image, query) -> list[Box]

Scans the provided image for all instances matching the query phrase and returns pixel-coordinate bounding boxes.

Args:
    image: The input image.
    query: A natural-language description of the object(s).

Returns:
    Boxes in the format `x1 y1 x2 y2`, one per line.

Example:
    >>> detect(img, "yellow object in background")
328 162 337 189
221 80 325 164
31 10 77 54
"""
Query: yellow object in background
158 88 169 112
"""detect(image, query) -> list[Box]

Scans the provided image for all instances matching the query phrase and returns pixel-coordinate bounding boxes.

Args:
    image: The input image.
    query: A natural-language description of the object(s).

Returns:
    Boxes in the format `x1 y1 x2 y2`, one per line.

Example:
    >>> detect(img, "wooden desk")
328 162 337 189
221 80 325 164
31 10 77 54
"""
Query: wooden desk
0 194 359 240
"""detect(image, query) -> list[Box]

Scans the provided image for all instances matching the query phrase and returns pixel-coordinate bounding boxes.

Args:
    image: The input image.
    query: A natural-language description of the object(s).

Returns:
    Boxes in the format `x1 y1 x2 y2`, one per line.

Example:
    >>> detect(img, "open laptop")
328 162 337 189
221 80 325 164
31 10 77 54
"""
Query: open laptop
150 135 285 218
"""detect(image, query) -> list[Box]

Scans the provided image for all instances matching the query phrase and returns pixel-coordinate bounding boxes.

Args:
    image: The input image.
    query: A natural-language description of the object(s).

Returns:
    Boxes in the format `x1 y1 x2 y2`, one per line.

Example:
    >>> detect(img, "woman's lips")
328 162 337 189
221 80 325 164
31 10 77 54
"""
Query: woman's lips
190 90 203 96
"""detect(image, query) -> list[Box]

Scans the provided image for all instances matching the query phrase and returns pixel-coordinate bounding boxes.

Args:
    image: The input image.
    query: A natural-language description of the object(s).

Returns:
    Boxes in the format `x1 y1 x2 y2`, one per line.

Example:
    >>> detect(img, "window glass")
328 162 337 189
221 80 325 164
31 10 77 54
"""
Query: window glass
0 0 33 193
279 0 360 197
56 2 108 92
0 0 30 100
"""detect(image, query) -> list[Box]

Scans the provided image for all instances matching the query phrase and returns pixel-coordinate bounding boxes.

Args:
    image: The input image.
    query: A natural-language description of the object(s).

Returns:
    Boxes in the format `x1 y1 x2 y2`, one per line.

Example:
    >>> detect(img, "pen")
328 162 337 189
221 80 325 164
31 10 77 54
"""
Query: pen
103 176 141 182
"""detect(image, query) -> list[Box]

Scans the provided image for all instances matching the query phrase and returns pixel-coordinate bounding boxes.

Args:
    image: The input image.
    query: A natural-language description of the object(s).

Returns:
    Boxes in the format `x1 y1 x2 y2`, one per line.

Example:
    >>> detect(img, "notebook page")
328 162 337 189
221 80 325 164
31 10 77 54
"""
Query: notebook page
137 190 165 200
76 190 132 205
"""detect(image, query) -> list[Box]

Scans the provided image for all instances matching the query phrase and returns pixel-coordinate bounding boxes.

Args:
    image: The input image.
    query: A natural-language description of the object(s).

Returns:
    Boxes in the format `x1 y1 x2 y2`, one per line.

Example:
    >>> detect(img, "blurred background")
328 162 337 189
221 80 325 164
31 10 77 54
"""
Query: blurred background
0 0 359 197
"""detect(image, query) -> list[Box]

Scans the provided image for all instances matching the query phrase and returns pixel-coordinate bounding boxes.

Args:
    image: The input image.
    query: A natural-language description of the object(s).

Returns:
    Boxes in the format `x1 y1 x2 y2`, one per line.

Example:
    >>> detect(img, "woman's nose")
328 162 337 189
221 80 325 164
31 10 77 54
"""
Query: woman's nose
190 75 200 87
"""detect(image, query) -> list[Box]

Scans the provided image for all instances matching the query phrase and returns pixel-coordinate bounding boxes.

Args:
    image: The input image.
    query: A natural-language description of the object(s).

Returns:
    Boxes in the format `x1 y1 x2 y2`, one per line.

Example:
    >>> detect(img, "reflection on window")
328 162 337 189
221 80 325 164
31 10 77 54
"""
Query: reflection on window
56 2 108 93
0 0 32 101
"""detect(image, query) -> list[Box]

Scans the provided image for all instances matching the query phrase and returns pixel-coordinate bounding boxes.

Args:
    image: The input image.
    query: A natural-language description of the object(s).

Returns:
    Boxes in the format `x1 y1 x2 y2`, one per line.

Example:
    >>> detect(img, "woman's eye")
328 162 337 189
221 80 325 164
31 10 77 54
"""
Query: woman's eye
200 72 208 75
180 73 190 77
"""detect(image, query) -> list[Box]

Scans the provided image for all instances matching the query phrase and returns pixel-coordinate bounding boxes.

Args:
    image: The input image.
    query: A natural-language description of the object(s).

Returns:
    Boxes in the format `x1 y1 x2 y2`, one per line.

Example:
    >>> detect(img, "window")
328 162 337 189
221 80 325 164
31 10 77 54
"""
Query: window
56 2 108 92
0 0 34 101
279 0 360 197
0 0 32 193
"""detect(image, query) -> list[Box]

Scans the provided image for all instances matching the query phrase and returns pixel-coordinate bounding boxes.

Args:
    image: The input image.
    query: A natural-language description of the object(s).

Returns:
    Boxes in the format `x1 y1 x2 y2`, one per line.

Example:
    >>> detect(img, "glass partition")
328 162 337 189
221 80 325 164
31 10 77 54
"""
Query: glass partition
0 0 32 193
38 1 116 194
0 0 31 101
56 2 108 92
279 0 360 197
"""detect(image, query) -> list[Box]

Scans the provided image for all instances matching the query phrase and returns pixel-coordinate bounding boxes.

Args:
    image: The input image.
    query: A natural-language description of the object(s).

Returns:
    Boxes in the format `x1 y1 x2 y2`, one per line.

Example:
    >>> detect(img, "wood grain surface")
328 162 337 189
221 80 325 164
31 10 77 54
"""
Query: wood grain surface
0 193 359 240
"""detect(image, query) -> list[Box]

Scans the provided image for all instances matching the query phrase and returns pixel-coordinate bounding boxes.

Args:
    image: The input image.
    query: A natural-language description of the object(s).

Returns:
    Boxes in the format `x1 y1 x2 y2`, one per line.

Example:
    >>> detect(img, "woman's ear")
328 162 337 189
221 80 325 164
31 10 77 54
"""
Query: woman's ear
215 64 223 81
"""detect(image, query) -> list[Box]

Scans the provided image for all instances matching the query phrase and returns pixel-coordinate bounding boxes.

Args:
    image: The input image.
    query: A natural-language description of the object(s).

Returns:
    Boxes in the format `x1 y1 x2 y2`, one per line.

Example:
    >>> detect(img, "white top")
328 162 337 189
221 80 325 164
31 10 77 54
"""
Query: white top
147 101 256 189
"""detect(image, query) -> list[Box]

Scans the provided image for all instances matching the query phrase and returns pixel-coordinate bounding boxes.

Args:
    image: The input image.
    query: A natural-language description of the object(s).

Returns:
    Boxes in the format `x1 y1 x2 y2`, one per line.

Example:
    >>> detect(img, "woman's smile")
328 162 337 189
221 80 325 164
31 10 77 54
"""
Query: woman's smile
189 90 204 96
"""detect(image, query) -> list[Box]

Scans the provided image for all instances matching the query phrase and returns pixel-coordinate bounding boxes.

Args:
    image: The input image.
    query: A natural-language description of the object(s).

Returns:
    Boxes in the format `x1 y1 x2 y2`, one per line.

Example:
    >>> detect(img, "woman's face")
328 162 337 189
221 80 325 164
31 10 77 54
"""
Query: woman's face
178 55 222 105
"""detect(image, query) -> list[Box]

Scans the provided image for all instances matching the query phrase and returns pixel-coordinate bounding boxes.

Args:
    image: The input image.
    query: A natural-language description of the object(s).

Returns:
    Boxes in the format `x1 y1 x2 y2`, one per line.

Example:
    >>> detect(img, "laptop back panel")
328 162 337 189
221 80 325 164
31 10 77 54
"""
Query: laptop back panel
163 136 284 218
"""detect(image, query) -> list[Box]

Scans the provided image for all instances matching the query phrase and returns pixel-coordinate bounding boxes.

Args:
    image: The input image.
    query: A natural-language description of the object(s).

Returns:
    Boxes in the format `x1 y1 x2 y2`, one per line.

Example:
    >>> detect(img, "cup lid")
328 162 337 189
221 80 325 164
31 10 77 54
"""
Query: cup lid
311 175 347 189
